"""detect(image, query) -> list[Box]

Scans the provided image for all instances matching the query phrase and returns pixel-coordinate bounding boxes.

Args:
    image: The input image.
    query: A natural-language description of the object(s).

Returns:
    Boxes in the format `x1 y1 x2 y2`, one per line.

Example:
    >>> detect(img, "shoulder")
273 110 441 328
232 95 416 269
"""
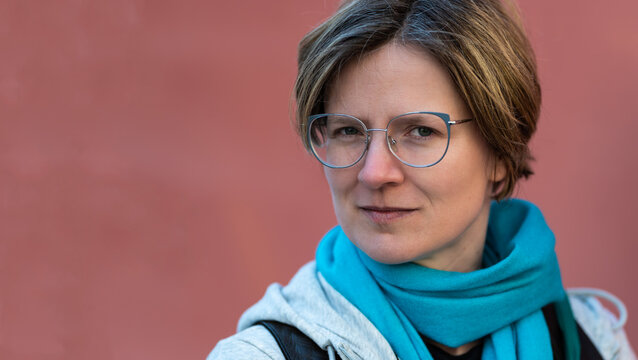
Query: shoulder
206 261 396 360
206 325 284 360
206 263 323 360
568 288 636 360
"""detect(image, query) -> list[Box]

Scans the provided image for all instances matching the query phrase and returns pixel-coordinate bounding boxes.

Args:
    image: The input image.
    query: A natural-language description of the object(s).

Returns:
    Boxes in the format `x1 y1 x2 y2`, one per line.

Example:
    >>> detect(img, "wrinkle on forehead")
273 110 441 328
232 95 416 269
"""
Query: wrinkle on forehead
325 42 465 125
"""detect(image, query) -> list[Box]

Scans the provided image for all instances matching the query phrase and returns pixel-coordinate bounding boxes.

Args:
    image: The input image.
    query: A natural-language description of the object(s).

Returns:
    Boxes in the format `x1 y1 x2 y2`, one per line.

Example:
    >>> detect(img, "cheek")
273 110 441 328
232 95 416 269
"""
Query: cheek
324 167 357 207
425 145 493 202
324 168 359 231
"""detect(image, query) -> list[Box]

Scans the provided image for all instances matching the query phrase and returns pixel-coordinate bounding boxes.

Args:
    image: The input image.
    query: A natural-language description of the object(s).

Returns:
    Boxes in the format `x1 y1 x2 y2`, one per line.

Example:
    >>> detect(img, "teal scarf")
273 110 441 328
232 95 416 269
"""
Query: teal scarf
316 199 579 360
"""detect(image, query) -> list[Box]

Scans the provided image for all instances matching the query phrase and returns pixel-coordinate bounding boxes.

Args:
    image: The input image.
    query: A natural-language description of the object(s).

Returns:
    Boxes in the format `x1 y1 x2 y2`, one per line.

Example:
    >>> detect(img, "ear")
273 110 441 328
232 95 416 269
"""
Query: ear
487 156 507 198
489 155 507 184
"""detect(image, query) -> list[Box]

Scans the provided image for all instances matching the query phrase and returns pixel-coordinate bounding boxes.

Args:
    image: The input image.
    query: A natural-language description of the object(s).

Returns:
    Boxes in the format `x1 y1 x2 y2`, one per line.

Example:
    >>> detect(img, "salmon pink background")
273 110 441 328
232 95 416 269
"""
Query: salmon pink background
1 1 636 359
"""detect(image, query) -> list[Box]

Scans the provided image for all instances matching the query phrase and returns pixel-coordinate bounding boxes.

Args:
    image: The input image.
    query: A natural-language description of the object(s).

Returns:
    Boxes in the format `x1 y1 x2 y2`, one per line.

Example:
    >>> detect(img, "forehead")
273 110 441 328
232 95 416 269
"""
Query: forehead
325 42 467 123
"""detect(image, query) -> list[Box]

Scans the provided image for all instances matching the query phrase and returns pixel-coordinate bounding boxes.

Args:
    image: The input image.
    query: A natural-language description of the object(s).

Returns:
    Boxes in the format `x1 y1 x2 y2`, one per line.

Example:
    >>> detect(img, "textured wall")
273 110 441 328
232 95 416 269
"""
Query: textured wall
1 1 636 359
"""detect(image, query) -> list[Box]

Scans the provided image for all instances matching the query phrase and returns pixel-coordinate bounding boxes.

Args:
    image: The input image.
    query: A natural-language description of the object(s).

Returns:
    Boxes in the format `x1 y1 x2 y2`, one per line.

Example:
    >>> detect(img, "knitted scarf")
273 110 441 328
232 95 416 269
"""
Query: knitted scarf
316 199 579 360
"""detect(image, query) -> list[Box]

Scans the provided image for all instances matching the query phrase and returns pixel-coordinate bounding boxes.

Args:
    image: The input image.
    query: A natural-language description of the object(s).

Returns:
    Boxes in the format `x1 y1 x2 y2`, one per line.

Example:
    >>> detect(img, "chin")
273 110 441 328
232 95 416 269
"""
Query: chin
366 251 414 265
349 230 425 265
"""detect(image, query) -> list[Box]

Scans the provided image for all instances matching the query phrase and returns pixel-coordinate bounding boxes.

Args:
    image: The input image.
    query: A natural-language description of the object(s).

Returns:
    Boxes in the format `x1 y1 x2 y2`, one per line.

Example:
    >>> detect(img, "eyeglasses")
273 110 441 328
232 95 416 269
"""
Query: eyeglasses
307 111 472 168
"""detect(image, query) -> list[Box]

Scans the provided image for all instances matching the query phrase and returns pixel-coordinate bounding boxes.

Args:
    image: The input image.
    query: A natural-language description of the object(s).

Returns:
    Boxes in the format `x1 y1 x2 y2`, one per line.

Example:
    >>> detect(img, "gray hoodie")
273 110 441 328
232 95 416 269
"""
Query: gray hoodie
207 262 635 360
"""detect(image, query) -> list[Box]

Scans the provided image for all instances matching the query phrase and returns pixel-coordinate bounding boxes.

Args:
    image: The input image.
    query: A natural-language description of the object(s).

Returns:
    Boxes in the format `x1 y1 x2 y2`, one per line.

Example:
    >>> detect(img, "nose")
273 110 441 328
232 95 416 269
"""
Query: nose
357 130 405 189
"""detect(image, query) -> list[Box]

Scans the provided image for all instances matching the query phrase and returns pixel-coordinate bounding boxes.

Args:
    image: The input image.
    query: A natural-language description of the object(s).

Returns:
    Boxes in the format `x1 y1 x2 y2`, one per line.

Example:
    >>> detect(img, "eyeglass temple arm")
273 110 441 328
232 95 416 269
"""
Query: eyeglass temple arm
448 118 473 125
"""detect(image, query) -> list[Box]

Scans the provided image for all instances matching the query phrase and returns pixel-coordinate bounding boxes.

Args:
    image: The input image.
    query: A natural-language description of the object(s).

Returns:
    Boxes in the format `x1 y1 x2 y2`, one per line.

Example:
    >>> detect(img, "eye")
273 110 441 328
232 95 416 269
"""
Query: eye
330 126 363 138
339 127 362 136
410 126 434 138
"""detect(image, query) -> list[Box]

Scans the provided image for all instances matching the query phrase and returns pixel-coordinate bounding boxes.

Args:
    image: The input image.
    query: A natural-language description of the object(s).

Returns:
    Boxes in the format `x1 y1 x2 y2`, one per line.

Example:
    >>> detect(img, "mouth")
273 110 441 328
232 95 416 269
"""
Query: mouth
359 206 417 224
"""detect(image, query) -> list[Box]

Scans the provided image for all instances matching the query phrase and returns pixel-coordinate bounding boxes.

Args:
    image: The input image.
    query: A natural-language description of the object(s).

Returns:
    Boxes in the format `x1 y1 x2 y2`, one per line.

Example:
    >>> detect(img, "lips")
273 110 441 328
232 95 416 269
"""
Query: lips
359 206 417 224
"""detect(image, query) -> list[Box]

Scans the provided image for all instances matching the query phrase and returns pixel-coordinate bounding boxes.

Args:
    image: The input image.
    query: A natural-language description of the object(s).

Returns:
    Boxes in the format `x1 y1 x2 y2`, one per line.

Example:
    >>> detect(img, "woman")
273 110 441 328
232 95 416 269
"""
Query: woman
209 0 634 359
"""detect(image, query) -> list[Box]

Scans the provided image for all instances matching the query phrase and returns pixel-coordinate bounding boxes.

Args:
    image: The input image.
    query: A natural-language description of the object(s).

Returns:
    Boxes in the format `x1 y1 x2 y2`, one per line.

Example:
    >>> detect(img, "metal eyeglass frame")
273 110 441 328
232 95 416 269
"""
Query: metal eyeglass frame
307 111 473 169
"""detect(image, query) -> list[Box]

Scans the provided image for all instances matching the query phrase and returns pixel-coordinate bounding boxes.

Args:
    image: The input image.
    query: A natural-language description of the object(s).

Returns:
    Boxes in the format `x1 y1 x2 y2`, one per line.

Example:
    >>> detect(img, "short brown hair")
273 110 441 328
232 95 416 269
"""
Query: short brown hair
294 0 540 200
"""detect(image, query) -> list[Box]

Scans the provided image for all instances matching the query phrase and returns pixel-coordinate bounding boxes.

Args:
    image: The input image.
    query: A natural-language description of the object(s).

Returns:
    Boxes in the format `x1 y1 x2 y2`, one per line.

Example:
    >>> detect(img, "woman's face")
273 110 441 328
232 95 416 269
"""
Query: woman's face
324 42 504 272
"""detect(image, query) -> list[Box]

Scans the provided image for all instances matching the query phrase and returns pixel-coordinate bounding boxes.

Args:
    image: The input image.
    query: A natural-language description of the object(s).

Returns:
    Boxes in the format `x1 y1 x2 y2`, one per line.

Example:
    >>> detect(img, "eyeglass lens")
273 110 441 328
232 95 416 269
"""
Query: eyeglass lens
309 113 449 168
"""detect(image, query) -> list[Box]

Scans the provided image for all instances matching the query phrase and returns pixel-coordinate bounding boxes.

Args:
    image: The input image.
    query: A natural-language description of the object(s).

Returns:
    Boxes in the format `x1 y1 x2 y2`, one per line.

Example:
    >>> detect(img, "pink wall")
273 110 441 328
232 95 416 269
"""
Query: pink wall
1 1 636 358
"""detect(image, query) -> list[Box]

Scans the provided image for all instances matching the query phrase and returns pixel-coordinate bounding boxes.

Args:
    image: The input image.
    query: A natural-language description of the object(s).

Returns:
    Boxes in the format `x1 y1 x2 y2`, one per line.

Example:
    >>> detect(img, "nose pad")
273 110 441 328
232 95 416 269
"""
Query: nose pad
357 130 404 187
362 130 390 160
363 130 397 161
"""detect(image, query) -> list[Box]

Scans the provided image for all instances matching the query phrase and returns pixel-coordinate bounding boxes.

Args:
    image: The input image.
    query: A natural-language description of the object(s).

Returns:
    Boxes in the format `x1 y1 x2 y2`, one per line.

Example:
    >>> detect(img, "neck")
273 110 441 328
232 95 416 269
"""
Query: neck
428 338 482 356
412 200 491 272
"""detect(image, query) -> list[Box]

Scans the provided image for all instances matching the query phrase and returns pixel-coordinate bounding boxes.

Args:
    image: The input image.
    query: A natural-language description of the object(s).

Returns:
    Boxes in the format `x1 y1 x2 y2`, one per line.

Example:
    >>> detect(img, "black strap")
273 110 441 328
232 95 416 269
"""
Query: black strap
542 303 604 360
258 306 604 360
256 320 341 360
543 304 567 360
577 323 605 360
